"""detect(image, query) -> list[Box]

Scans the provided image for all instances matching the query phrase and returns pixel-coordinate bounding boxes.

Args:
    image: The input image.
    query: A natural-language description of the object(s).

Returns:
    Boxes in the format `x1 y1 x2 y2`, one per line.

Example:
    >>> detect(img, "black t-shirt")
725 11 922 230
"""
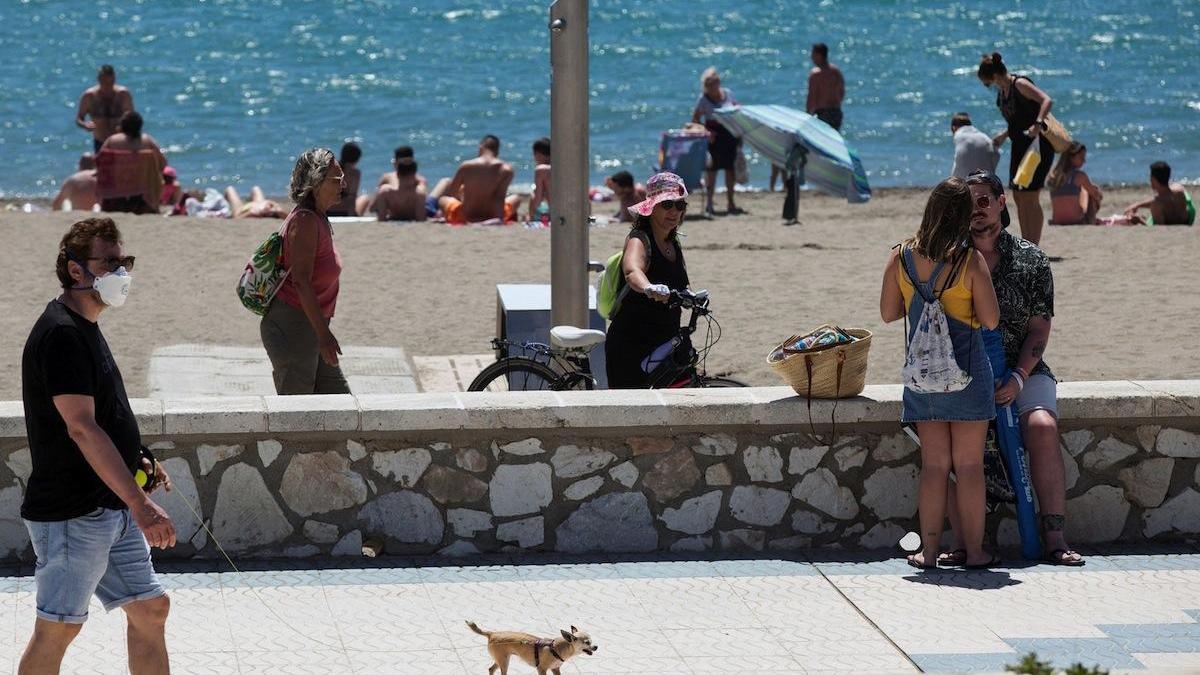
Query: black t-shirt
20 300 140 521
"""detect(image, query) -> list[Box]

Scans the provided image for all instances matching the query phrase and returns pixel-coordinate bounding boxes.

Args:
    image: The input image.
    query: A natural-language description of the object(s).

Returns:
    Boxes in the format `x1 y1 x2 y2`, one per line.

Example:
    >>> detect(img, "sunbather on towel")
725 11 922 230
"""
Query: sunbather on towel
1125 161 1194 226
430 135 515 225
224 186 287 219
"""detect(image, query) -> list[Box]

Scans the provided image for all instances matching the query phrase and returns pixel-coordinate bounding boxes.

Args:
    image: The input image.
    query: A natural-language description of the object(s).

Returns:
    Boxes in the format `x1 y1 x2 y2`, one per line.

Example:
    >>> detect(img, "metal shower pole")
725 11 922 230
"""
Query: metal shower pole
548 0 589 329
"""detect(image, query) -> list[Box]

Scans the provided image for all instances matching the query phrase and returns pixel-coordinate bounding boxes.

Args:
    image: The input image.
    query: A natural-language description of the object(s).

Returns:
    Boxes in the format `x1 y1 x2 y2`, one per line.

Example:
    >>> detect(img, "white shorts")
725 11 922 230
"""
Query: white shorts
1016 372 1057 419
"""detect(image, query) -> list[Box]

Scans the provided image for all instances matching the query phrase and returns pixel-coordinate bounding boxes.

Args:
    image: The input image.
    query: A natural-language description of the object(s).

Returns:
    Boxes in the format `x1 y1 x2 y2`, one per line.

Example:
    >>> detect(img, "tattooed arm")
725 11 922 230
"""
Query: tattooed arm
1015 255 1055 377
1016 315 1051 377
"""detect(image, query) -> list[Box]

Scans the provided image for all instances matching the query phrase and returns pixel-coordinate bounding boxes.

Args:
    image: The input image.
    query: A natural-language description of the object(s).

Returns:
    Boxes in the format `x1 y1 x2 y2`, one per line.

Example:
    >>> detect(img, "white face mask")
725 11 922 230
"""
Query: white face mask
92 266 132 307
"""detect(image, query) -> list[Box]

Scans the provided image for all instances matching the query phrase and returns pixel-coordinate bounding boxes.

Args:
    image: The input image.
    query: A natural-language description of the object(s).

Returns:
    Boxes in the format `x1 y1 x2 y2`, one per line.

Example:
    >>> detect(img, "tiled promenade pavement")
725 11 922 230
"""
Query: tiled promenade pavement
3 545 1200 674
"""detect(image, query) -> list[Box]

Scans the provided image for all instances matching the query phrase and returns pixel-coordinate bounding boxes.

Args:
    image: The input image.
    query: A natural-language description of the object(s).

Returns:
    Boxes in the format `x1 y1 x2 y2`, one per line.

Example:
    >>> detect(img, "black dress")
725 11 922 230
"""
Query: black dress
998 75 1054 192
605 230 690 389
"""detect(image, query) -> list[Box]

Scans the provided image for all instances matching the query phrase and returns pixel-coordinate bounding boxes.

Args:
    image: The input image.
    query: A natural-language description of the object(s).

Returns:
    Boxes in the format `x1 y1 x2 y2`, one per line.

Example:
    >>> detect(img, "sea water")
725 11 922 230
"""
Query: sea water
1 0 1196 198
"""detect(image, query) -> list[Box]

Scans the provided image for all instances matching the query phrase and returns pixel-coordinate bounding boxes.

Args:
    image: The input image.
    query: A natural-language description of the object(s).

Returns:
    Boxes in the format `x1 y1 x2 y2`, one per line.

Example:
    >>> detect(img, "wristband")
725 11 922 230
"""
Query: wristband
1010 371 1025 393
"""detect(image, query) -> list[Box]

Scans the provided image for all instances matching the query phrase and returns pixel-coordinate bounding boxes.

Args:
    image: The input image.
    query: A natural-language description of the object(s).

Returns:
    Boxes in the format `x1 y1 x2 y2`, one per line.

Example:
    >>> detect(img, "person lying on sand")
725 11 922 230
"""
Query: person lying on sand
1125 161 1194 226
224 186 287 219
429 134 515 225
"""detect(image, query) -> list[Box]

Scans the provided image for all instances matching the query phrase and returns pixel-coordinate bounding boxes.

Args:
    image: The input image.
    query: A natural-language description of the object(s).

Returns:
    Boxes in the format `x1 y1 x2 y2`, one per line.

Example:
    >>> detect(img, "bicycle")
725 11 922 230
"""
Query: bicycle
467 288 748 391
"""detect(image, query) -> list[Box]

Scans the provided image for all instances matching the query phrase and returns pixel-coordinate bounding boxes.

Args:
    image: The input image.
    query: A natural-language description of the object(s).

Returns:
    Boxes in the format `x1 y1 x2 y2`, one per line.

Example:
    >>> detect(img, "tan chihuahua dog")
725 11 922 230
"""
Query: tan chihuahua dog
466 620 597 674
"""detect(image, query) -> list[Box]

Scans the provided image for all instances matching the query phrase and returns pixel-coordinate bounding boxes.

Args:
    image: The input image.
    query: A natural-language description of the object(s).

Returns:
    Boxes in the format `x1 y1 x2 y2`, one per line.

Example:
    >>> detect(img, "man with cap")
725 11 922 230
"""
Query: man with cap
941 170 1082 566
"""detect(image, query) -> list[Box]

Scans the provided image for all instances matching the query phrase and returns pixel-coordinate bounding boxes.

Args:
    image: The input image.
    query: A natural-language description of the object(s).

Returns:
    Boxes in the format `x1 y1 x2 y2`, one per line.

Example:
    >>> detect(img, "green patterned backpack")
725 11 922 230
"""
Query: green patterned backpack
236 228 290 315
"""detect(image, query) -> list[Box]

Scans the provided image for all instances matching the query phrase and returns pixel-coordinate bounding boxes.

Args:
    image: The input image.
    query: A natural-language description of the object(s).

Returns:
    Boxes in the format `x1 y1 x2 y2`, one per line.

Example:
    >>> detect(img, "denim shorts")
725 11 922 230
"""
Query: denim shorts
24 507 165 623
1016 372 1058 419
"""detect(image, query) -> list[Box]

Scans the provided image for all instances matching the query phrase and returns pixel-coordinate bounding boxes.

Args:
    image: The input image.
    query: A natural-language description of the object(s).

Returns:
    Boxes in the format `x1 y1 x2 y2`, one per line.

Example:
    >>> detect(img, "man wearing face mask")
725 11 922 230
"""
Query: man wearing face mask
19 217 176 674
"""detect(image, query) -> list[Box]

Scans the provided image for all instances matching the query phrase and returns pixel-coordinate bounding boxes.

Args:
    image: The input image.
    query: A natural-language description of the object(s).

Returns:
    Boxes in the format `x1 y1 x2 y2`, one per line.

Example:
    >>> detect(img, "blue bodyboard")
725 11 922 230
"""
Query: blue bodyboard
982 328 1042 560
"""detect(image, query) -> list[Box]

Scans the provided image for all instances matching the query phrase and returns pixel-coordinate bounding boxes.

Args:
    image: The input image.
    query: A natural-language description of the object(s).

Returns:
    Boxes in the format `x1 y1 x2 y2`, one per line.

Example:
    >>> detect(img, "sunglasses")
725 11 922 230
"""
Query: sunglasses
658 199 688 212
88 255 136 272
974 195 992 209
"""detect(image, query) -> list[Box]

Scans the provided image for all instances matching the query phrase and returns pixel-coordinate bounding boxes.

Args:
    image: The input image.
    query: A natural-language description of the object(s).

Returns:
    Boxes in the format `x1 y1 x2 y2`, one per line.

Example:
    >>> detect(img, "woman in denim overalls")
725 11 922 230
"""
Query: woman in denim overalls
880 177 1001 569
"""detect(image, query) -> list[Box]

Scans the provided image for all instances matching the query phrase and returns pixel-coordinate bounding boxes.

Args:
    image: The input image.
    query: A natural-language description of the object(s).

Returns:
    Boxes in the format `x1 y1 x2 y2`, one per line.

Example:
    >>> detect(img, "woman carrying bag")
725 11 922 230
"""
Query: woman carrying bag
978 52 1056 245
260 148 350 395
879 177 1001 570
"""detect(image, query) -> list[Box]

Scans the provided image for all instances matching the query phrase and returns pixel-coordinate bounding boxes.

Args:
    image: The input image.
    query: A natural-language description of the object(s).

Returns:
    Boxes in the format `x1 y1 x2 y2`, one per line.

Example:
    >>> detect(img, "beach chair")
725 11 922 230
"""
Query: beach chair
658 129 709 192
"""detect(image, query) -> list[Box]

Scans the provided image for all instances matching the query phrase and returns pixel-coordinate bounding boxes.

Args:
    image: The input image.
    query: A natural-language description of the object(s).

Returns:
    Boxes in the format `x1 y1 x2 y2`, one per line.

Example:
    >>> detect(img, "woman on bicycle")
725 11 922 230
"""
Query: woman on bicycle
605 172 691 389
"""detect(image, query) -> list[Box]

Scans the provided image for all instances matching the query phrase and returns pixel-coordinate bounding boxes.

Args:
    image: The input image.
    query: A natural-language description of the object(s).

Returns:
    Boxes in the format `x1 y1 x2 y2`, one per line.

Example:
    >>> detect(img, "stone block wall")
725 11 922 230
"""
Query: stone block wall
0 382 1196 561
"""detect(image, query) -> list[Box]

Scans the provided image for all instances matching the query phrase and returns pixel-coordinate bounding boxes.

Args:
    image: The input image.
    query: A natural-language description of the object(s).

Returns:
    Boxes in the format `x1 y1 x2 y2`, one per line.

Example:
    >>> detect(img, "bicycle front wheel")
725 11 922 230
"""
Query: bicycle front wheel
467 358 593 392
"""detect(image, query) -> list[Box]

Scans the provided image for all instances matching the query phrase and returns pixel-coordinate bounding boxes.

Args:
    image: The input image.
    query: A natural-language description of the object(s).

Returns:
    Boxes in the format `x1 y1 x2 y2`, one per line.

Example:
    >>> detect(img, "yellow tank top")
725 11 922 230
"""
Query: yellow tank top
896 248 979 328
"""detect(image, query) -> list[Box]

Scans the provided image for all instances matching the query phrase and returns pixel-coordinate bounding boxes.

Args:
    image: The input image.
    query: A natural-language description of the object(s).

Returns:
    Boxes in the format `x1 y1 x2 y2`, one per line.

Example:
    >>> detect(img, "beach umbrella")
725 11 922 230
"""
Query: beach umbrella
713 104 871 204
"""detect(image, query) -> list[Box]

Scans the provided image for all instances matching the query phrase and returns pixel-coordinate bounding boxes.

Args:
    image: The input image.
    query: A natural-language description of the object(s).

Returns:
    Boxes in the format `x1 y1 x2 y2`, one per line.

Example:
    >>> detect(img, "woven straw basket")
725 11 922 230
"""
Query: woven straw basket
767 326 872 399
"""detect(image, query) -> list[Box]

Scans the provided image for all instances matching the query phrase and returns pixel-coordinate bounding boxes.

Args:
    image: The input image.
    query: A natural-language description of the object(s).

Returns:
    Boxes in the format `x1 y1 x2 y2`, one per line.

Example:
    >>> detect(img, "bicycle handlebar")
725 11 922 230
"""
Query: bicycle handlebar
668 289 710 310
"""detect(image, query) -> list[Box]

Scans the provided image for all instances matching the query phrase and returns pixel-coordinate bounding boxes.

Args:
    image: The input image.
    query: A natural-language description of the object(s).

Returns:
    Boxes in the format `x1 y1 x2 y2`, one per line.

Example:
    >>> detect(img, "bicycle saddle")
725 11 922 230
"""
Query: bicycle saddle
550 325 606 350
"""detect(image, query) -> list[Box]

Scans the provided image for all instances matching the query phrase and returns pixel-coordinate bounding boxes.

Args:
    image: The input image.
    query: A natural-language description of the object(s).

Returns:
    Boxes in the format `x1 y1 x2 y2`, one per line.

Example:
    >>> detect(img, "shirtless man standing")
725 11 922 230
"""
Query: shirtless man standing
52 154 99 211
372 158 427 221
806 43 845 132
76 65 134 153
430 135 515 224
1125 161 1194 226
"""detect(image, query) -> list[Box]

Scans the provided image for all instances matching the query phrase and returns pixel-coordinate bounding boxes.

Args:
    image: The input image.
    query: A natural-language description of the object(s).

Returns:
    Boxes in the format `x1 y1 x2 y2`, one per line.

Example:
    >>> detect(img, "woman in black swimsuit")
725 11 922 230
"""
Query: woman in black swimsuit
605 172 691 389
978 52 1055 246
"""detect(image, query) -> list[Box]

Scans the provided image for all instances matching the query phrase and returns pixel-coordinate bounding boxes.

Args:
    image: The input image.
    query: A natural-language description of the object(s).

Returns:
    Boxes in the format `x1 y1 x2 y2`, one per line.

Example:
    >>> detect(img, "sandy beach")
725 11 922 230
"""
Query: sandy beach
0 185 1195 400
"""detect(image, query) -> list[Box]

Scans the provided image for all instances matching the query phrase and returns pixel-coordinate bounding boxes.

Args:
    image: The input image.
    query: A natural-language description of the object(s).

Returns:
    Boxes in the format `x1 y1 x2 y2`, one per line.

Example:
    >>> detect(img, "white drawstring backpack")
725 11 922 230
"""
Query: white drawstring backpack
901 248 973 393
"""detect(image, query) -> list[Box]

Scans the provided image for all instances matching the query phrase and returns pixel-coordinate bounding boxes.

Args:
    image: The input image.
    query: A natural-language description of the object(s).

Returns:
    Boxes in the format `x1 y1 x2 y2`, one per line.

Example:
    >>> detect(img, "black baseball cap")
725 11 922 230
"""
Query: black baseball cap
966 169 1011 227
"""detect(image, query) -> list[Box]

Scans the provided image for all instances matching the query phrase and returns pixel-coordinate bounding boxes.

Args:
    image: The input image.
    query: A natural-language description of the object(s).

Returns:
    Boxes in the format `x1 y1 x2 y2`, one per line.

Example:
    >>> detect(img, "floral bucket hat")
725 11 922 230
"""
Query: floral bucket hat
629 172 689 217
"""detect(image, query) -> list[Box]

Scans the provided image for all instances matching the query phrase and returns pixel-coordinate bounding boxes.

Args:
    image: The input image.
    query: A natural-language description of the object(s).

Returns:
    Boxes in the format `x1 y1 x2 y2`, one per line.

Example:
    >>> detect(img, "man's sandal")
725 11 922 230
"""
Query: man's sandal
1044 549 1085 566
937 549 967 567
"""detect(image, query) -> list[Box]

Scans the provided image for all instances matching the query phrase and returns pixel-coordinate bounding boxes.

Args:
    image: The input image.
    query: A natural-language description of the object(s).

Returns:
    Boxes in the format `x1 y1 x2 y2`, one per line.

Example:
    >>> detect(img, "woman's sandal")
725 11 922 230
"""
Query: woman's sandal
906 553 937 570
937 549 968 567
1044 549 1085 566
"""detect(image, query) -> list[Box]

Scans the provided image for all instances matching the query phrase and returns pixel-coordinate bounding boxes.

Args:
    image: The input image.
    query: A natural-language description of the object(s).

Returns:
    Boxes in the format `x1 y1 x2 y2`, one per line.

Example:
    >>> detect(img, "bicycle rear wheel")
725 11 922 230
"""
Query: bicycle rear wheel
695 375 749 388
467 358 593 392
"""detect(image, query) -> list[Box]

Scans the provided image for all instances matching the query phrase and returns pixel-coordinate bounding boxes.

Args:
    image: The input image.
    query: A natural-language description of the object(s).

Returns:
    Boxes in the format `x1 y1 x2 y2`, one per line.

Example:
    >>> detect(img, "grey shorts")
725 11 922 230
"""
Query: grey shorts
1016 372 1058 419
24 508 165 623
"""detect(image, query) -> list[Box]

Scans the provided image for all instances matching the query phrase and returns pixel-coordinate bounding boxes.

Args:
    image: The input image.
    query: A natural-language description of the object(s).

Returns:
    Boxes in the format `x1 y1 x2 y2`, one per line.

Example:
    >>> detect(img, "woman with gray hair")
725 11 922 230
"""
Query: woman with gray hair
691 66 742 216
259 148 349 395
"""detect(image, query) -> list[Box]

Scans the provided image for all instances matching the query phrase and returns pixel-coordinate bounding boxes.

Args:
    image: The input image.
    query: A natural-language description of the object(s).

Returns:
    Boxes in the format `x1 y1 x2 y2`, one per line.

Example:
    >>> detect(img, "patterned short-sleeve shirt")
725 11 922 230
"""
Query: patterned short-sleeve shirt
991 230 1054 379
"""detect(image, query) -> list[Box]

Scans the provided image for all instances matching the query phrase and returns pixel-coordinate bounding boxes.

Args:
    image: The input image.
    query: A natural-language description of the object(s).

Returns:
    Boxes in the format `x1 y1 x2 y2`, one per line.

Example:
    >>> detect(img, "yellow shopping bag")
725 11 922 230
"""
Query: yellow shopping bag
1013 140 1041 189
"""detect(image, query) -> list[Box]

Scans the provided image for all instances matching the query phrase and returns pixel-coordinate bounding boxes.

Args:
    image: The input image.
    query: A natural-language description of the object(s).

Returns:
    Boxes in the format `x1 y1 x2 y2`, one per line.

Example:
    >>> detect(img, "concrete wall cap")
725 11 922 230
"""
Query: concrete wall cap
264 394 360 433
163 397 267 435
131 398 164 437
0 381 1196 439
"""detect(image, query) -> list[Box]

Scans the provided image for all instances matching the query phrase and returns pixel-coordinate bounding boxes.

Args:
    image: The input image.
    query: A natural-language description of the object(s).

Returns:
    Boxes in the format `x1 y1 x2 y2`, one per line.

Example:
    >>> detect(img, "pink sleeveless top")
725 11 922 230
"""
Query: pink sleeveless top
275 209 342 318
